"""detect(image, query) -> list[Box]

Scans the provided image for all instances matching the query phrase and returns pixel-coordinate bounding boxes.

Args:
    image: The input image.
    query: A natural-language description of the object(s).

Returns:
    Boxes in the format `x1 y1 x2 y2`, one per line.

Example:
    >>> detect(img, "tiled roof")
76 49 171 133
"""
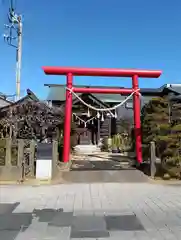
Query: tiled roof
0 89 39 111
44 84 181 102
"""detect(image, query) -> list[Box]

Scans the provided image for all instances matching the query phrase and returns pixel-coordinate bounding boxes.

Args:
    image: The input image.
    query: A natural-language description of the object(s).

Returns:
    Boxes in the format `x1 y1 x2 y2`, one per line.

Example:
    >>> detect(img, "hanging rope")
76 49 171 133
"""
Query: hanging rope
73 113 96 127
66 87 140 112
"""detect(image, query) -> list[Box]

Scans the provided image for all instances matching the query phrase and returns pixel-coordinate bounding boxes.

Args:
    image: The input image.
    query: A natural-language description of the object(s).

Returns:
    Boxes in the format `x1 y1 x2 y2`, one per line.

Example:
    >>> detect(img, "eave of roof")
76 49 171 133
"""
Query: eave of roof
0 96 13 104
44 83 173 93
45 84 178 102
0 89 39 111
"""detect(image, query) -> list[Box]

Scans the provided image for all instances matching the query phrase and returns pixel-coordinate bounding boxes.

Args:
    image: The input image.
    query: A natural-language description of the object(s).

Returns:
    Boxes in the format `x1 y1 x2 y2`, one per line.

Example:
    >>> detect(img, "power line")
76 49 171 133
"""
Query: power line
3 0 22 101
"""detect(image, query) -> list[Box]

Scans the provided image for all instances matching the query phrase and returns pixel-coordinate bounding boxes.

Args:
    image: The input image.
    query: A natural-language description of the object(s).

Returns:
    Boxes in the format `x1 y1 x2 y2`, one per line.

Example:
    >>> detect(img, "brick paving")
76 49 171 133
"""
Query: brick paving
0 183 181 239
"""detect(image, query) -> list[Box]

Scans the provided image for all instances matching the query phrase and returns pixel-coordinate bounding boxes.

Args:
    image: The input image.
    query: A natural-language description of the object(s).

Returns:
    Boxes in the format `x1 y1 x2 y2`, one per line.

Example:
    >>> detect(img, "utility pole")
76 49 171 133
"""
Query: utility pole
3 1 22 101
15 15 22 101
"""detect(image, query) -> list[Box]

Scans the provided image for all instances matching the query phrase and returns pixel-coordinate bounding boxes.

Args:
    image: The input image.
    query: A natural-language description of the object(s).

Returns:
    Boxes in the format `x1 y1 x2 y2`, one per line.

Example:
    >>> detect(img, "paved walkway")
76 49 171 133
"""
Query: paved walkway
1 182 181 239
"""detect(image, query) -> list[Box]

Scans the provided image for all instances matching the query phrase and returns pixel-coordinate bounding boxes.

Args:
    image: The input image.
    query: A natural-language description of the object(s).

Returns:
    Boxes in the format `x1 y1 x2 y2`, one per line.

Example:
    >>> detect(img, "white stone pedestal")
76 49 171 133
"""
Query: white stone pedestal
36 143 53 180
36 158 52 180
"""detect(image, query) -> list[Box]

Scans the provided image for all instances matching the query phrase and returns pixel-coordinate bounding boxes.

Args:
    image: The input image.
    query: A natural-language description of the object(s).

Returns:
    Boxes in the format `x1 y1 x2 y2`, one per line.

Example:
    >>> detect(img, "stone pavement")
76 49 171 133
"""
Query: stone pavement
1 183 181 239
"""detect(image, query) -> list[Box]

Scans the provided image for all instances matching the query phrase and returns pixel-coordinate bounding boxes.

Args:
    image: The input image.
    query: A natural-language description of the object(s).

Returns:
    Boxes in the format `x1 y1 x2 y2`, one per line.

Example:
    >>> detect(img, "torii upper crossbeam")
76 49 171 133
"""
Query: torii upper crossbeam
43 66 162 164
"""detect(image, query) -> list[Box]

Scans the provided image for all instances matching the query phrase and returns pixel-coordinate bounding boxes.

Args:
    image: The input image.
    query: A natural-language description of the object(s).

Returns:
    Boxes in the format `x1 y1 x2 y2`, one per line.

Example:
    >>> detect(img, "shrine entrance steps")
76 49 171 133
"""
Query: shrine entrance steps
74 144 101 155
56 152 149 184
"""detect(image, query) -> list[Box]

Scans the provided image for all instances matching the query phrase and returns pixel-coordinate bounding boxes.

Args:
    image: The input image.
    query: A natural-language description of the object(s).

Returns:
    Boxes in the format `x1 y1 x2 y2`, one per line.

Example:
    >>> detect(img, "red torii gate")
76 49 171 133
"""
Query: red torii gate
42 66 162 164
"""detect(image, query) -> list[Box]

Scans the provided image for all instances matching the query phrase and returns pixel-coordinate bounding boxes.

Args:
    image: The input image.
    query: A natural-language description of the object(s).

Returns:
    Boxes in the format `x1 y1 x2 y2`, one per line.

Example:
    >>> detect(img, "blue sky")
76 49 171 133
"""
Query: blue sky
0 0 181 99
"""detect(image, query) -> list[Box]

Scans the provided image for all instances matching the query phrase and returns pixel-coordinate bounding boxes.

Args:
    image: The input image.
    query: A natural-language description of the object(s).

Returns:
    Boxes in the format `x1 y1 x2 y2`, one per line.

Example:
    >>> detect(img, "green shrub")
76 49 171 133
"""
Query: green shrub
142 96 181 172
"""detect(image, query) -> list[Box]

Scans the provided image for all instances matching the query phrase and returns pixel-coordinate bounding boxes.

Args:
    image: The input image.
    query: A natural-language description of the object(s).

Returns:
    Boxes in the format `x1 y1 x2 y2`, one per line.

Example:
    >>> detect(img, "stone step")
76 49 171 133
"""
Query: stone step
71 159 132 170
74 145 101 154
